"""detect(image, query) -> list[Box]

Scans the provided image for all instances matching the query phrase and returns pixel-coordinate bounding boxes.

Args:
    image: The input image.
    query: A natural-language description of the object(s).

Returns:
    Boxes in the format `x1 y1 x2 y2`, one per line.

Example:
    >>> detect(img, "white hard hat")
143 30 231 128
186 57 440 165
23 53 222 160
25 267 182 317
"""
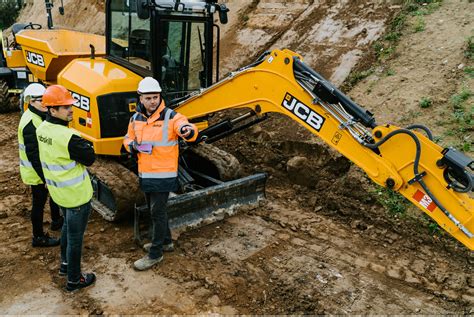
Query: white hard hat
23 83 46 98
137 77 162 94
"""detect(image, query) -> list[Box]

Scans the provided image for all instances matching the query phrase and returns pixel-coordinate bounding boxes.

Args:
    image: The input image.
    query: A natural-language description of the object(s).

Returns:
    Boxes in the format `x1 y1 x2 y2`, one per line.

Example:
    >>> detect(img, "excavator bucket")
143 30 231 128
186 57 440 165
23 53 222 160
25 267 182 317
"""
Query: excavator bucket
133 173 267 244
90 143 268 229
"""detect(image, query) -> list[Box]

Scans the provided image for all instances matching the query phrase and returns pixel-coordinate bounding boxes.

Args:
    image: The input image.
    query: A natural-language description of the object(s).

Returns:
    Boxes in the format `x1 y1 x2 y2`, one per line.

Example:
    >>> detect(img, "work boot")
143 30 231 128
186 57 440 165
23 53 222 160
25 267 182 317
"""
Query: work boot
133 255 163 271
32 234 60 247
66 272 96 292
50 217 64 231
143 242 174 253
59 262 67 276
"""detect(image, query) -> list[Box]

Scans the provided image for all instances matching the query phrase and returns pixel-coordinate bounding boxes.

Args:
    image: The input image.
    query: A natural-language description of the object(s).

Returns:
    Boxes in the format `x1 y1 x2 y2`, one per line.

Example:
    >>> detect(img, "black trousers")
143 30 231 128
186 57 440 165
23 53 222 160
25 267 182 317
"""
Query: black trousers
31 184 60 237
146 192 172 259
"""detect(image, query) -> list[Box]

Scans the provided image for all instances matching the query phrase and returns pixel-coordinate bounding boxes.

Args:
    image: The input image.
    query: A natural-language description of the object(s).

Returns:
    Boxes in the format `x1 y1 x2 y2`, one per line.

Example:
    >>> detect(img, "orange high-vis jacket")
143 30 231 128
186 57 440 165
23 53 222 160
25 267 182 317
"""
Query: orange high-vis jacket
123 101 198 192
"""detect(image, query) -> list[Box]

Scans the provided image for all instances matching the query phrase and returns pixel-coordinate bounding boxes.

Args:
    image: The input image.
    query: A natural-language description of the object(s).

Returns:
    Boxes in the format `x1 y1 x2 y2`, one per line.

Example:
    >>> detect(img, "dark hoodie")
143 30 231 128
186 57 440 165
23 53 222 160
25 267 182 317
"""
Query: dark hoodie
22 105 47 181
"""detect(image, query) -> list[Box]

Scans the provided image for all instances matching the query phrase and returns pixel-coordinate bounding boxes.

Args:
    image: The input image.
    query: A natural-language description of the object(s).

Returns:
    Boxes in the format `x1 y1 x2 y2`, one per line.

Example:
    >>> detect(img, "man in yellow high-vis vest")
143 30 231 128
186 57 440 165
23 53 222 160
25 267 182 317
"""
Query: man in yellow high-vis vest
37 85 96 292
18 83 62 247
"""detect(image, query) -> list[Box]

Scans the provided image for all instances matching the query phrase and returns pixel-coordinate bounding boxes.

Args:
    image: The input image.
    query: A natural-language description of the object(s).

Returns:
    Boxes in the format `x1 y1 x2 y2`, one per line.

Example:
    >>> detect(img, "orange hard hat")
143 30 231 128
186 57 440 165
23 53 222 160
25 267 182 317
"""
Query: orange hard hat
42 85 77 107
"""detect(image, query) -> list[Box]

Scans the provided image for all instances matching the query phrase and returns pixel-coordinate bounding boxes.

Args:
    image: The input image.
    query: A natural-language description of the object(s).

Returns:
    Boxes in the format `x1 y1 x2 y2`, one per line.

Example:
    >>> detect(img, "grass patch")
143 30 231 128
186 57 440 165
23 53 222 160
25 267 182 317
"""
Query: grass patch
373 187 409 215
464 66 474 78
443 87 473 152
385 69 396 76
413 16 426 32
374 0 441 59
420 214 442 236
419 97 432 108
450 87 472 108
343 68 374 90
342 0 443 89
410 1 442 15
373 42 394 60
465 35 474 60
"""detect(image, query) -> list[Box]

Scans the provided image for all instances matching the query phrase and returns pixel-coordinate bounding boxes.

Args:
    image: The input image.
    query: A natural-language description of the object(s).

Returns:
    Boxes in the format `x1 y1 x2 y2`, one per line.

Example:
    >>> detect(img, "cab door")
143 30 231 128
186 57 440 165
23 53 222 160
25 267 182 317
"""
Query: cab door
153 16 213 104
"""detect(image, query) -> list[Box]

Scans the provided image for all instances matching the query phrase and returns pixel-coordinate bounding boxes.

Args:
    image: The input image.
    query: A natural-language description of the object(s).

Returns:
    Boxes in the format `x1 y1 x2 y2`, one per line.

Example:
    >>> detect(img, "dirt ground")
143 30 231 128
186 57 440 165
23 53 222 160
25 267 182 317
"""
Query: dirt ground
1 0 473 314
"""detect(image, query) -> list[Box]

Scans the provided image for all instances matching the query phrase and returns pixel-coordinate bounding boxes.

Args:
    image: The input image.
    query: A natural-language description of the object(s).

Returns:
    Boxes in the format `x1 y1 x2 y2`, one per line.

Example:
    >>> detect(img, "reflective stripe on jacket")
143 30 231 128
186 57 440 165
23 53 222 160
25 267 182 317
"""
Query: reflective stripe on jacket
18 108 43 185
123 101 198 192
36 120 93 208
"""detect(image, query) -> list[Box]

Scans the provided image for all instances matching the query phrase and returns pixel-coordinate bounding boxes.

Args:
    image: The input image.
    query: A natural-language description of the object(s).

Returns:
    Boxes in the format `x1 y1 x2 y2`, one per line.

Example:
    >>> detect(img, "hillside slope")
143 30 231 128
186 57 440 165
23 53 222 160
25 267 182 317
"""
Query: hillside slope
16 0 396 85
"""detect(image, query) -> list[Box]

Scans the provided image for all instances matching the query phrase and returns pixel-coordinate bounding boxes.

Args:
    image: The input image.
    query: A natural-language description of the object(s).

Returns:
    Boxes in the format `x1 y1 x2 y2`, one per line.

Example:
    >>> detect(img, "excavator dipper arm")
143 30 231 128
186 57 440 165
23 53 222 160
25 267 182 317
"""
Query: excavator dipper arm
175 49 474 250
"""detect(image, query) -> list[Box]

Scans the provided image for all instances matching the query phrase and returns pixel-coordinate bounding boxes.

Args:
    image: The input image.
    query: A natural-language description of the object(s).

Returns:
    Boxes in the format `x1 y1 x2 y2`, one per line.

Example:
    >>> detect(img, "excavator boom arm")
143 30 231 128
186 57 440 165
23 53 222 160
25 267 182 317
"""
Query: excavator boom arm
175 49 474 250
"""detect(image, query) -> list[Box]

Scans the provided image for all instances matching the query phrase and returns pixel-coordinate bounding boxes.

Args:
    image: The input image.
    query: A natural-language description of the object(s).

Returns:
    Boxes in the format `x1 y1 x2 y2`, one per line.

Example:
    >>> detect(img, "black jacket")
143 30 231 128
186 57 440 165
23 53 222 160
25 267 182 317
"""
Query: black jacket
22 106 47 181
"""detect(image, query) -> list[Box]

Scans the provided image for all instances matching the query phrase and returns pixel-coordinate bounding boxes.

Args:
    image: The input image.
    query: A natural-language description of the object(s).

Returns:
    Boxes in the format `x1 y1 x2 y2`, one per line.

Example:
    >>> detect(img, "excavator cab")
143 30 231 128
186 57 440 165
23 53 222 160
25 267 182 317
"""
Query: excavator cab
106 0 226 104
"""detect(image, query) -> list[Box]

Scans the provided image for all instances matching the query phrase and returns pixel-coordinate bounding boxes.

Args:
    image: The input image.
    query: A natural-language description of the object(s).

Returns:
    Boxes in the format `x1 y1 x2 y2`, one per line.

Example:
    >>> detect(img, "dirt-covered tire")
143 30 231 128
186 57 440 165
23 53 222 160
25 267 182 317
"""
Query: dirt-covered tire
0 79 19 113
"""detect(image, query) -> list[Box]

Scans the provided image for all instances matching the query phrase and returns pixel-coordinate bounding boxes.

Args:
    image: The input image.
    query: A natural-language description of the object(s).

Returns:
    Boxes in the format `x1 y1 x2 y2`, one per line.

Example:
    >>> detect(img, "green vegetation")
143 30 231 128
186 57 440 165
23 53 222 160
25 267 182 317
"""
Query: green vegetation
409 1 442 15
342 0 443 89
374 42 394 60
0 1 21 29
465 35 474 60
420 213 442 236
419 97 432 108
444 87 473 152
373 0 442 59
413 16 426 32
385 69 396 76
450 87 472 108
373 187 409 215
343 68 374 90
427 221 440 235
464 66 474 78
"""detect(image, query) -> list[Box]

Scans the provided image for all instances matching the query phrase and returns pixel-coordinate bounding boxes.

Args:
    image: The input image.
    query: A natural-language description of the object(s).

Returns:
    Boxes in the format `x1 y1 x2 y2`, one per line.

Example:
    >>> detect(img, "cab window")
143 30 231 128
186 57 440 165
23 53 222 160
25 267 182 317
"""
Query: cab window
160 20 207 99
109 0 151 70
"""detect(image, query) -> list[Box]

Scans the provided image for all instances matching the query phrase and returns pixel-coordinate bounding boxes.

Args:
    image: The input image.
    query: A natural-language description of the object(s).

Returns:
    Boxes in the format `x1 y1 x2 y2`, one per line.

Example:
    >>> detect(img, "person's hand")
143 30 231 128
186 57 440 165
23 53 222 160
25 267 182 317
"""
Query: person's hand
136 143 153 154
180 125 192 138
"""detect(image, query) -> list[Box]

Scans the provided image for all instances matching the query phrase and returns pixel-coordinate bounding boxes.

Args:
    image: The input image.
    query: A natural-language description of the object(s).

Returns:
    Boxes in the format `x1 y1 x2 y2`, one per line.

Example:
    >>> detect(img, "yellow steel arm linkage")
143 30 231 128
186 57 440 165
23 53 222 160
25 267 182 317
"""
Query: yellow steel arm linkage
175 49 473 250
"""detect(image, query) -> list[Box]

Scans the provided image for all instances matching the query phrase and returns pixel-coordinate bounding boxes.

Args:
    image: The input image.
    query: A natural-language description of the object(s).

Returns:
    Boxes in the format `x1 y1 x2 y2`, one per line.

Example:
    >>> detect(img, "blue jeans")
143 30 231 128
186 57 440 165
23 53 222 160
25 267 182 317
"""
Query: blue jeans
146 192 172 259
60 201 91 283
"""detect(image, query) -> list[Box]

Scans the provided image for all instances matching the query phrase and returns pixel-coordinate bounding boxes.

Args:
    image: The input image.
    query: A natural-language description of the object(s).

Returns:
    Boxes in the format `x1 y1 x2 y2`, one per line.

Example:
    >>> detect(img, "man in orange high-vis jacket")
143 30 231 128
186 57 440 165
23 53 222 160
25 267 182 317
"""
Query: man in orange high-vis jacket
124 77 197 271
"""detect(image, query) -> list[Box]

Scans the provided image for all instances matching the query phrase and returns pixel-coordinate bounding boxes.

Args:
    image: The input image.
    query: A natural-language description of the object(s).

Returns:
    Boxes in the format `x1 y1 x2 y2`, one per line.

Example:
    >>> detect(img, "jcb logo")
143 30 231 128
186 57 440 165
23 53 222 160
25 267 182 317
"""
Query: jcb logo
71 91 90 112
26 51 45 67
281 93 325 132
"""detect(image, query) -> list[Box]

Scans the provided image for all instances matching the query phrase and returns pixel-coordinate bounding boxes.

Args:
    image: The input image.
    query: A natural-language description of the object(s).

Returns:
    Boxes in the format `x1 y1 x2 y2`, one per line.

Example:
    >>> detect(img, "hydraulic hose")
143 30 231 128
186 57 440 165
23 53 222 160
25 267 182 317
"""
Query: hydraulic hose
406 124 433 141
363 129 473 238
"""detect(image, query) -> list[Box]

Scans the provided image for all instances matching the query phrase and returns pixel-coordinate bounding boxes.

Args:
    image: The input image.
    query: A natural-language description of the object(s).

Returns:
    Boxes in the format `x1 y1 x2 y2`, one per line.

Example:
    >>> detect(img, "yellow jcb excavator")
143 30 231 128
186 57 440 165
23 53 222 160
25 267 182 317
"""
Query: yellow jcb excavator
1 0 472 250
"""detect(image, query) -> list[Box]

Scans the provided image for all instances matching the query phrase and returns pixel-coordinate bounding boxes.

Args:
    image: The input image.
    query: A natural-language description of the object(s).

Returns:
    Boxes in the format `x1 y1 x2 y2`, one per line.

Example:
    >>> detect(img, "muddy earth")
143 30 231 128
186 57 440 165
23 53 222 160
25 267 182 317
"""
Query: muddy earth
1 0 473 314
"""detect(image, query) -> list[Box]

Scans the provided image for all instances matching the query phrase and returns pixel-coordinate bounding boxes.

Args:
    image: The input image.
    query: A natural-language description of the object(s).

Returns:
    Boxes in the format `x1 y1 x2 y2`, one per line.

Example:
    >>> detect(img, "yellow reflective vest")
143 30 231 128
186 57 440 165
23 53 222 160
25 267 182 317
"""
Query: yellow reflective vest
37 120 93 208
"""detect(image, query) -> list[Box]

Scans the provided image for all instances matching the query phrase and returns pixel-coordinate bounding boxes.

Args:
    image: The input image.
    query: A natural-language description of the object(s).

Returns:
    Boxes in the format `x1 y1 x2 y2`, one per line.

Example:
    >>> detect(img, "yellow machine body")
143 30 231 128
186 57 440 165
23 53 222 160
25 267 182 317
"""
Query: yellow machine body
1 30 26 68
3 49 25 68
15 29 105 81
58 57 143 155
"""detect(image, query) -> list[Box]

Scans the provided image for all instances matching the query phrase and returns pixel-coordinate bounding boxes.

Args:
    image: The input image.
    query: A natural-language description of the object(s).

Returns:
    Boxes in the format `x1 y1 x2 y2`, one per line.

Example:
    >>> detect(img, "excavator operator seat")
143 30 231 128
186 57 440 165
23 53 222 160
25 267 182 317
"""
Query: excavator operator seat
129 29 150 61
11 23 28 48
